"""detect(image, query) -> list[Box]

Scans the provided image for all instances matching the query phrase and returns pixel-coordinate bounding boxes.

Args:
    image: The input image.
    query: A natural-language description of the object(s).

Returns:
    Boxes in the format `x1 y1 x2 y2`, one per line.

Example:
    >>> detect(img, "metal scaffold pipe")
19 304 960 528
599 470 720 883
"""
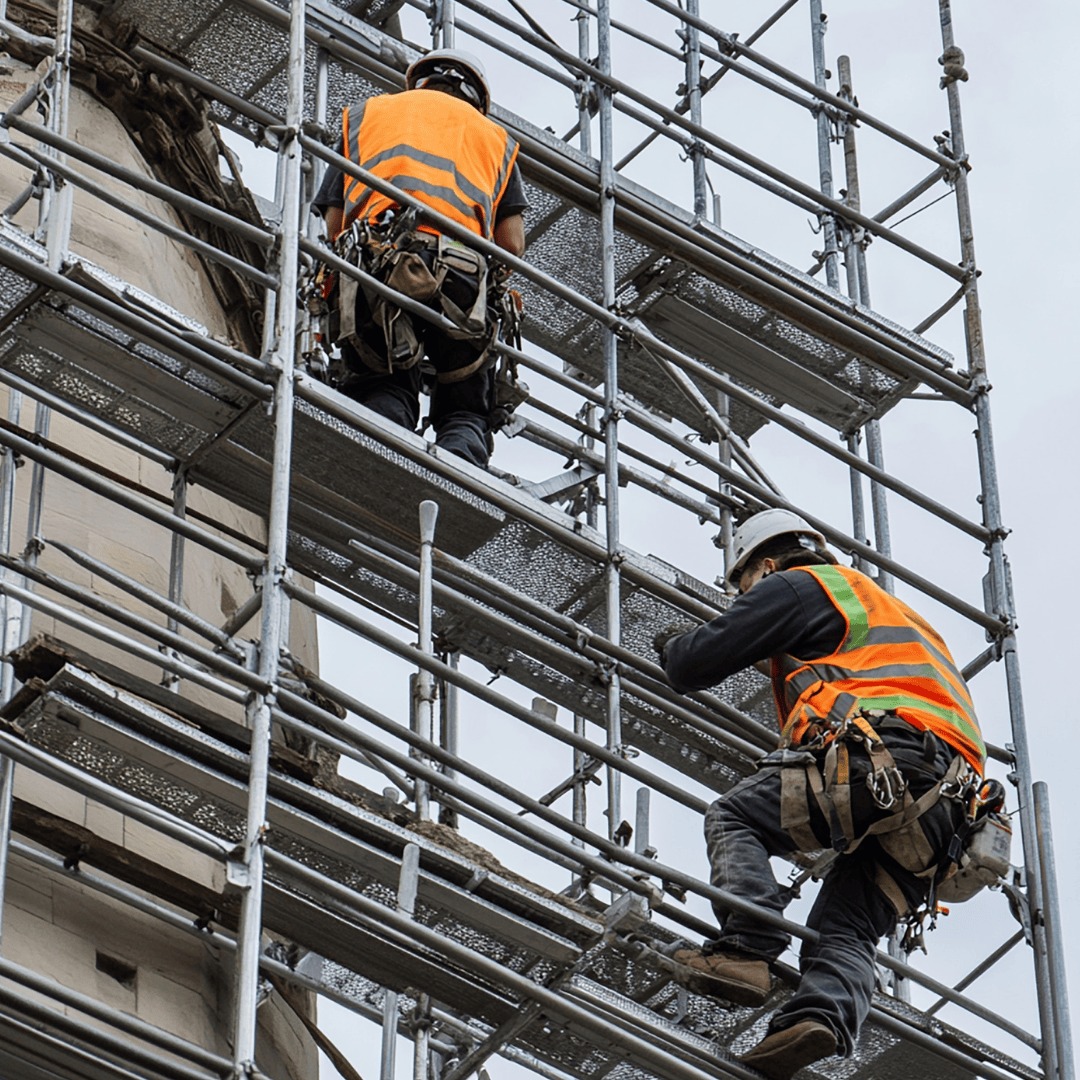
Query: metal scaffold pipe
230 0 305 1072
597 0 623 844
414 500 439 820
937 1 1069 1072
808 0 840 291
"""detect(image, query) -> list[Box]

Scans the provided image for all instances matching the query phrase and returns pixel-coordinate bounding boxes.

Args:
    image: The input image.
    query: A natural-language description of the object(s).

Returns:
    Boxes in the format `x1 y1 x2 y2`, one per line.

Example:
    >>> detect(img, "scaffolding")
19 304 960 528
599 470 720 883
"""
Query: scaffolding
0 1 1070 1079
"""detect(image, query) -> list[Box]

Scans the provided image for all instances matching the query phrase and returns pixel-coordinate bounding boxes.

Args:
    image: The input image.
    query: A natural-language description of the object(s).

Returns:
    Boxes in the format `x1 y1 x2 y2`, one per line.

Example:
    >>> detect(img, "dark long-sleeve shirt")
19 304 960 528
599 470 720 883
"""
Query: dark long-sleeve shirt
662 569 846 695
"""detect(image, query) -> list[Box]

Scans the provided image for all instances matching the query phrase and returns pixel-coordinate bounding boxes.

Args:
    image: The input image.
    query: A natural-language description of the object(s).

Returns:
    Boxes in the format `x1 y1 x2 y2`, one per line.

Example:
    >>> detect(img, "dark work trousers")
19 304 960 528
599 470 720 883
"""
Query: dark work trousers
702 722 964 1054
336 257 495 468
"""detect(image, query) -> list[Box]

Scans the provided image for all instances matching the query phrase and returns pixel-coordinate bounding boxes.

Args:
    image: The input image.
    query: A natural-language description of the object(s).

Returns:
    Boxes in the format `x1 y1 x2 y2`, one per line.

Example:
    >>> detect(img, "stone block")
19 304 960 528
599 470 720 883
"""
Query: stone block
136 966 222 1053
15 770 86 825
84 799 125 846
122 820 224 893
3 902 97 994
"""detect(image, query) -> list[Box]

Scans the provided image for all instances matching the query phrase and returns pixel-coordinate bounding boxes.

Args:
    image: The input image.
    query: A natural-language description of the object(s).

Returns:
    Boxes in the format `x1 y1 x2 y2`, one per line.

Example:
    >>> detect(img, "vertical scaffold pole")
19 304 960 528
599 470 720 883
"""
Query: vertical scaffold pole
684 0 707 219
597 0 623 844
845 432 868 573
836 56 864 306
414 499 439 821
434 0 455 49
937 3 1070 1075
716 390 734 581
1035 782 1074 1079
17 0 74 661
834 50 908 989
439 650 459 829
44 0 74 272
381 844 421 1080
808 0 840 291
863 420 893 592
230 1 305 1074
0 389 21 703
0 382 19 940
571 0 593 865
831 53 894 595
825 50 894 596
163 469 187 691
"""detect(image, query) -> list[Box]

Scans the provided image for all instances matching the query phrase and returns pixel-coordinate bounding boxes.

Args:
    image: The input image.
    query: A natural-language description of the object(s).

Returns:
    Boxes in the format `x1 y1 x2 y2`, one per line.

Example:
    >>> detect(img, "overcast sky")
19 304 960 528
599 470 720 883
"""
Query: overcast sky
270 1 1080 1075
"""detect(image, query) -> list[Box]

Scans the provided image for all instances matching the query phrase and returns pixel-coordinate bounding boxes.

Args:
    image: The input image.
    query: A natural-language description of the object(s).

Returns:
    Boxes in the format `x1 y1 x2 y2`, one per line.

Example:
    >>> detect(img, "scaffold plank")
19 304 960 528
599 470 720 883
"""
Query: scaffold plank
1 658 1034 1080
0 254 771 791
111 0 958 438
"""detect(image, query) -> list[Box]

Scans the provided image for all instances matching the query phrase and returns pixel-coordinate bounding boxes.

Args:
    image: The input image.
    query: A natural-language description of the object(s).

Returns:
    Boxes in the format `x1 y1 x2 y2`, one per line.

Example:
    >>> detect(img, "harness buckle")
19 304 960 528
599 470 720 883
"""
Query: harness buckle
866 765 907 810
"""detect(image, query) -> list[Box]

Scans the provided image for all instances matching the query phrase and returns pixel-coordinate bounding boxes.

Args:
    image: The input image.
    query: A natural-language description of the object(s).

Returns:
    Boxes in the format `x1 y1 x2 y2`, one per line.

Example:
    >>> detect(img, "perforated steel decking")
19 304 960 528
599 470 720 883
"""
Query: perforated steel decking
0 241 772 791
3 659 1035 1080
108 0 962 439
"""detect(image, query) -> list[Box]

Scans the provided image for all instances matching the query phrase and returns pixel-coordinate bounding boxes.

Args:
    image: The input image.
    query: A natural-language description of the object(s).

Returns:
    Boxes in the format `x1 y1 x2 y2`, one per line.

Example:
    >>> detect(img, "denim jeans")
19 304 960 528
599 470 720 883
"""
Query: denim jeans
702 723 964 1054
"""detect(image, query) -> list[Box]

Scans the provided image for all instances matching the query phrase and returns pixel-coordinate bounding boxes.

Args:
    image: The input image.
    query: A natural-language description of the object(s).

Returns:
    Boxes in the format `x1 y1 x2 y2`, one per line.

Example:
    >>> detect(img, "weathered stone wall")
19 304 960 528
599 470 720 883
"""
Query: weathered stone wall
0 25 319 1080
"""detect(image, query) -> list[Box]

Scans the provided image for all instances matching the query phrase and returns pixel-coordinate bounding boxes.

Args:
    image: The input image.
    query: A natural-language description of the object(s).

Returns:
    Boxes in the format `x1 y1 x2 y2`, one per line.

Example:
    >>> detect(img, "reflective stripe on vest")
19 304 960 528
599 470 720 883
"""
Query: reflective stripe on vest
770 564 985 772
341 89 519 240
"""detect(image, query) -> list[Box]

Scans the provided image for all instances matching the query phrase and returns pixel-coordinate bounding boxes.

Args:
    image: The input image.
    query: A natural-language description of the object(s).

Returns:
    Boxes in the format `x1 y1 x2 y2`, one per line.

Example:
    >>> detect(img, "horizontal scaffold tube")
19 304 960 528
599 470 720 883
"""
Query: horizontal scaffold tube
11 842 480 1073
0 363 174 468
281 578 712 814
0 578 250 707
268 848 757 1080
300 365 999 636
267 680 1038 1064
340 529 773 752
0 554 256 680
0 978 224 1080
0 723 231 860
0 239 273 395
0 113 276 252
0 136 276 288
0 424 265 571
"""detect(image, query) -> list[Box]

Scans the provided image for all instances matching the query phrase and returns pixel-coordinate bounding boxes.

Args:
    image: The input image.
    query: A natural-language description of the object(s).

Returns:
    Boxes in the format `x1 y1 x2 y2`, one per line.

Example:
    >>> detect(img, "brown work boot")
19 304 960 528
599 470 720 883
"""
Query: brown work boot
671 948 771 1005
739 1020 838 1079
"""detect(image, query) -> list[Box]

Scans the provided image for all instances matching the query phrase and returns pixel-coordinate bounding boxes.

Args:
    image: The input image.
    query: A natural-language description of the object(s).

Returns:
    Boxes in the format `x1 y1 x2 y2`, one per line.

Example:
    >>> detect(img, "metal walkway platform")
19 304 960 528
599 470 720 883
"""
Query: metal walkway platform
109 0 962 439
2 654 1035 1080
0 236 772 791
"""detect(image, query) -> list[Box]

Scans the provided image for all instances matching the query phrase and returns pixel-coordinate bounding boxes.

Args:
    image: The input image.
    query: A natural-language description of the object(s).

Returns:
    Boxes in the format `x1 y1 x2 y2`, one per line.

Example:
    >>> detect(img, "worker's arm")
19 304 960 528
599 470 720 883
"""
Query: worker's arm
322 205 344 242
493 212 525 258
661 571 843 694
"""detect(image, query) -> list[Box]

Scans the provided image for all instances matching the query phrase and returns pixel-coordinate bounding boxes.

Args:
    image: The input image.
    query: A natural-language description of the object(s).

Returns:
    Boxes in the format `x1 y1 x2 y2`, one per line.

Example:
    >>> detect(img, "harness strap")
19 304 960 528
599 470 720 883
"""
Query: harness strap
780 763 824 851
857 753 966 844
823 739 857 852
873 863 911 917
775 714 968 868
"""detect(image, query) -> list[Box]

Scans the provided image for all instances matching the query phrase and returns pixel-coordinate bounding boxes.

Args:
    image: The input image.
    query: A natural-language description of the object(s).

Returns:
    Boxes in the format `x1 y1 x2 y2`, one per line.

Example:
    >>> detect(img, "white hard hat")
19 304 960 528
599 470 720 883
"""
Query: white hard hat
406 49 492 114
726 508 827 588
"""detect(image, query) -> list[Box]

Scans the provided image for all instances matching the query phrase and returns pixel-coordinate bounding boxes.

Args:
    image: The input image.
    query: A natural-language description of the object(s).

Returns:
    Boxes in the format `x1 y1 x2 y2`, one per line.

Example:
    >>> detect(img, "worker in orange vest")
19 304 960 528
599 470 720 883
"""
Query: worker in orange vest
657 508 986 1079
315 49 527 467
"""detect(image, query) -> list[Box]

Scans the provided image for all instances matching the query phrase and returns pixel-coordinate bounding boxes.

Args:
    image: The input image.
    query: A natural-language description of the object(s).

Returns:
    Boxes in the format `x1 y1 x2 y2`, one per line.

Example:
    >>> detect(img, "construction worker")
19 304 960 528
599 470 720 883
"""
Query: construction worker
656 508 986 1080
314 49 527 467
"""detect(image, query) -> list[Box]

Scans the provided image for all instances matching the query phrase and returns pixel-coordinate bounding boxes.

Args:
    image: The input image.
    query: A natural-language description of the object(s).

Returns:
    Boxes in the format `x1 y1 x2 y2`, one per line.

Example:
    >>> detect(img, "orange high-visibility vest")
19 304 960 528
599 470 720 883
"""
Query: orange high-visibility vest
771 564 985 773
340 89 519 241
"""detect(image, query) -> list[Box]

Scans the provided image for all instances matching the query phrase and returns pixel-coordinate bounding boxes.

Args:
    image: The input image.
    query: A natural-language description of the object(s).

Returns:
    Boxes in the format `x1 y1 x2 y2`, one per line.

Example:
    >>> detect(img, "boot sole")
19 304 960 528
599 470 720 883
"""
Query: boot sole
740 1026 837 1079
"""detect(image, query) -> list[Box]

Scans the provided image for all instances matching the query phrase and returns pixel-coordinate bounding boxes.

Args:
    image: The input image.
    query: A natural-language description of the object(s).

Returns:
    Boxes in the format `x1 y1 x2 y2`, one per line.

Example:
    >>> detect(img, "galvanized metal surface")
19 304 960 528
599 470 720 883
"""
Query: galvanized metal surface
0 1 1059 1078
4 661 1038 1080
109 0 955 439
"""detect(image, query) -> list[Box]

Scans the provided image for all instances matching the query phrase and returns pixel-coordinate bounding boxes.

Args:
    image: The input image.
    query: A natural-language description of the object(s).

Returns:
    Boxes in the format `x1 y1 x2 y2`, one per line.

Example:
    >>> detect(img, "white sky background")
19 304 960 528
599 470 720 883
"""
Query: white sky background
232 0 1080 1074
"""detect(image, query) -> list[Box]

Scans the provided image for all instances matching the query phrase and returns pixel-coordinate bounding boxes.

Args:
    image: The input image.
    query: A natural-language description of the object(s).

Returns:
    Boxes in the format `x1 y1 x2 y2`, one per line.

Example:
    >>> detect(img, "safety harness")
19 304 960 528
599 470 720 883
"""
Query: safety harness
778 708 976 926
316 211 528 432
